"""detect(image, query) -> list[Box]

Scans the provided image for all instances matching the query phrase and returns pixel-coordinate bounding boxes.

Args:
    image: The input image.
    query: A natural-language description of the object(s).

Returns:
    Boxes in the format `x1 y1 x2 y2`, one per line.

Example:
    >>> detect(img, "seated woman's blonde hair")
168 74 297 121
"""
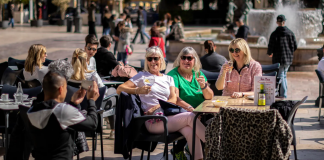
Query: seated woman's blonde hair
71 48 93 81
144 46 166 71
25 44 46 74
228 38 253 65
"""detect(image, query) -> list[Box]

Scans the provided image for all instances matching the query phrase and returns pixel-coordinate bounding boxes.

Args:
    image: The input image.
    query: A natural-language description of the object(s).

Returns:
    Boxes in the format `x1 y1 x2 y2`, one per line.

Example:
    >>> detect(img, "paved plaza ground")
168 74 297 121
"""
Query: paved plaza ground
0 24 323 160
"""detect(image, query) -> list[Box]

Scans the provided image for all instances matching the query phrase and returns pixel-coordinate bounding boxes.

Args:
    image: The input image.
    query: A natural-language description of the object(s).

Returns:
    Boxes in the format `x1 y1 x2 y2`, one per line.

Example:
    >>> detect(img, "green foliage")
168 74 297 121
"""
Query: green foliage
0 0 10 5
52 0 70 20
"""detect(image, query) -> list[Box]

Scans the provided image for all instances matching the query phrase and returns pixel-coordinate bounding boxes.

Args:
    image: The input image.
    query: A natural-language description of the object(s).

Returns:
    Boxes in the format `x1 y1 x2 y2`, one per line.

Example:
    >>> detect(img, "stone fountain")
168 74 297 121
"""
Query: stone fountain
166 0 324 71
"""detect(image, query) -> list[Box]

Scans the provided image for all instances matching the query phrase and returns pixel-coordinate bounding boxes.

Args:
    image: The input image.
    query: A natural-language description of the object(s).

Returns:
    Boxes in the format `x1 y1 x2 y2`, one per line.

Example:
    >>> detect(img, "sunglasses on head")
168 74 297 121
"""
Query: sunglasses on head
87 47 97 51
147 57 160 62
181 56 194 61
229 48 241 53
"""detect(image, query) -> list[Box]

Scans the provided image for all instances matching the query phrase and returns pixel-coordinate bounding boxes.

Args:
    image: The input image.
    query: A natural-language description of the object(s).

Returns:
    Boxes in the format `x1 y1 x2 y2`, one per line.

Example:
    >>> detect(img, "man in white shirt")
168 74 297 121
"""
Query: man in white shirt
85 34 99 71
318 45 324 73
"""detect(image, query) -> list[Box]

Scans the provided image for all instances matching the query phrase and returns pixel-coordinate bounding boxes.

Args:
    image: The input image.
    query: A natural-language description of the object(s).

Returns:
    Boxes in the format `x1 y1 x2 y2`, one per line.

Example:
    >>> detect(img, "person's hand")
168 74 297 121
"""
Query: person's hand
71 88 87 105
269 54 273 57
186 106 194 112
145 104 160 115
222 63 231 75
86 81 100 101
136 86 151 94
196 76 206 88
231 92 243 98
113 36 119 41
179 39 185 42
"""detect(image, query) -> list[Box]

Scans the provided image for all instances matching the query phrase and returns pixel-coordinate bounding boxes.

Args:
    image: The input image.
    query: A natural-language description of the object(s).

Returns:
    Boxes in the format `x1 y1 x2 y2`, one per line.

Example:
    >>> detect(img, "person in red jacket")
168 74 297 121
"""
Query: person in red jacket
148 26 166 58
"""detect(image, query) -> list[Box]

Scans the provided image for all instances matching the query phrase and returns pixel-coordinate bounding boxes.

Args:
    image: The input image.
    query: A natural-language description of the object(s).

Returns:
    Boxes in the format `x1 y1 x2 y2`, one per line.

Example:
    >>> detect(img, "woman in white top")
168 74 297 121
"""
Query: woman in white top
69 48 104 88
117 46 206 160
23 44 49 83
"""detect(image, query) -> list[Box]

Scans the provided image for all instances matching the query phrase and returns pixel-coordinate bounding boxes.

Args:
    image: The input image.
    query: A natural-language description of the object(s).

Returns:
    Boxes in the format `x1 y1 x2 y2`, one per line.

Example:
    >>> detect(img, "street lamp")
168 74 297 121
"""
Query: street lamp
74 0 82 33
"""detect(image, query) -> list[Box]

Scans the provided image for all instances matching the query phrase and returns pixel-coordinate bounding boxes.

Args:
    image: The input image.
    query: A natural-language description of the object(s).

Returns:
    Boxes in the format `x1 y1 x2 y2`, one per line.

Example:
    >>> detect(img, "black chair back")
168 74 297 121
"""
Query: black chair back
261 63 280 74
65 85 106 110
67 81 81 88
15 62 25 70
315 70 324 83
201 69 222 96
287 96 308 126
263 71 277 77
1 84 42 99
18 105 34 142
15 77 41 88
0 62 8 82
43 58 68 66
1 67 22 85
8 57 25 66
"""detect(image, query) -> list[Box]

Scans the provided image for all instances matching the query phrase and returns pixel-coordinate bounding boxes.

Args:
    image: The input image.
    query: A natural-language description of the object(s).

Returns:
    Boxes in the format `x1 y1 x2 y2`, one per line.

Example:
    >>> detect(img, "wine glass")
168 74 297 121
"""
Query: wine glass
143 76 155 96
227 61 234 82
195 71 202 92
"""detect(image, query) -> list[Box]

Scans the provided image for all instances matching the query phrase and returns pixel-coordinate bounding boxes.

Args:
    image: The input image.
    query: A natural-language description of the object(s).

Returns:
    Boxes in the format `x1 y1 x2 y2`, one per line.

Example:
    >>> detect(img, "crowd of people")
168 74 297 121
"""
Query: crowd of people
3 13 299 160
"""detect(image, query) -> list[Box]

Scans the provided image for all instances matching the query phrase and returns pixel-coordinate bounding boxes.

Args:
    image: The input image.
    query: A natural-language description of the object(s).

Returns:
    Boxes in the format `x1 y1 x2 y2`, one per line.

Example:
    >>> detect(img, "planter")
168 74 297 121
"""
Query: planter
58 19 66 26
30 19 43 27
1 21 9 29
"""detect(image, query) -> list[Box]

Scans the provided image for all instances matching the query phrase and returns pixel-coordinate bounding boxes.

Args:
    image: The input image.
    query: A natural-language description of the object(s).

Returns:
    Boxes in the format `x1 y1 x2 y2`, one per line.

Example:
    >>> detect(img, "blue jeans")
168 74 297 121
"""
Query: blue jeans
142 26 150 39
117 52 127 65
278 64 290 98
103 28 110 36
8 18 14 28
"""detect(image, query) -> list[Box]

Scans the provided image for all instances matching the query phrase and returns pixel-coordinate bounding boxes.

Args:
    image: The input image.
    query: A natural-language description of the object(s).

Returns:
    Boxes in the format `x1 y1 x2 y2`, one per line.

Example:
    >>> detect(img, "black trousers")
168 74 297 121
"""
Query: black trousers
132 26 145 43
88 21 97 37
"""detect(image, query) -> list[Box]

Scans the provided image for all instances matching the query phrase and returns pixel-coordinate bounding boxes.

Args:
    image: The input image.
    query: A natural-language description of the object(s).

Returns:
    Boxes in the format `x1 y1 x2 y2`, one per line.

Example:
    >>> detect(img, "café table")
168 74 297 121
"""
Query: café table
191 96 270 160
0 102 31 160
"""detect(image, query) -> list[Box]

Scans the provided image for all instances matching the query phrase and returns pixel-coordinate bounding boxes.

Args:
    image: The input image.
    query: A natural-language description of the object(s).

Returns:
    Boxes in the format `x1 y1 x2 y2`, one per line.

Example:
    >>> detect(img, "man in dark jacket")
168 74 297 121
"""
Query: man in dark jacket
94 35 118 76
8 4 14 28
27 71 99 160
234 19 249 40
267 14 297 98
88 2 97 37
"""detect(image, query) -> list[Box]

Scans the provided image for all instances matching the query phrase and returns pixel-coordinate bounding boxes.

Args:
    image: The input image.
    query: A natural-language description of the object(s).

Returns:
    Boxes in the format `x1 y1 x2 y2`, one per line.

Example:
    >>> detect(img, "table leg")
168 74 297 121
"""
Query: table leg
4 111 9 160
191 113 202 160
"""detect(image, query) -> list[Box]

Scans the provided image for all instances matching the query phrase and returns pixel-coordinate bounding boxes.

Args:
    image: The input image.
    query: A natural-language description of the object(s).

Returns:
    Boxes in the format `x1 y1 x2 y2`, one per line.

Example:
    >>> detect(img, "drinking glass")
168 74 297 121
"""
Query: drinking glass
227 61 234 82
143 76 155 96
14 93 23 104
195 71 202 92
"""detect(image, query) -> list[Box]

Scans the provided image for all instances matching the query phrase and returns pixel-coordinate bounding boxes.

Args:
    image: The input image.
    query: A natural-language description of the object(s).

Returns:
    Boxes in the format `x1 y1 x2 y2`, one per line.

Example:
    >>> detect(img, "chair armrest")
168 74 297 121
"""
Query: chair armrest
133 115 169 136
103 93 119 102
101 76 111 79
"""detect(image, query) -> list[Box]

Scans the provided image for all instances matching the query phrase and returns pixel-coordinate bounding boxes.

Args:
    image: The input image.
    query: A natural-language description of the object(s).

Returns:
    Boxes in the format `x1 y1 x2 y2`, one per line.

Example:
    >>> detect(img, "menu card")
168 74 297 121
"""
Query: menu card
254 76 276 105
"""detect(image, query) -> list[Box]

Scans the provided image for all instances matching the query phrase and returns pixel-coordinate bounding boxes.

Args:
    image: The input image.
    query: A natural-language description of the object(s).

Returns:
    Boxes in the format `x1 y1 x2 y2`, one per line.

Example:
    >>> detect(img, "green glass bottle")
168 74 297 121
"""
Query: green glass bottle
258 84 266 106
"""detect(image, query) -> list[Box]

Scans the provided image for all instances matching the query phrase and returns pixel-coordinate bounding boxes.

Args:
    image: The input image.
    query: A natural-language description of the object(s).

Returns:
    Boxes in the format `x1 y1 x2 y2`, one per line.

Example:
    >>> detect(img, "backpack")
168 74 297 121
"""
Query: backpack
270 100 297 121
112 62 137 78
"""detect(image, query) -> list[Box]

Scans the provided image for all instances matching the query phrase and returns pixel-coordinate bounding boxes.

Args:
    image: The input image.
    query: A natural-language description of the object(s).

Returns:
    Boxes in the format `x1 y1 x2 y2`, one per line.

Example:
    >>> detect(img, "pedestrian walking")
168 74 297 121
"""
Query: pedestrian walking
102 8 111 36
267 14 297 98
131 10 147 44
88 2 97 37
117 21 132 65
8 4 14 28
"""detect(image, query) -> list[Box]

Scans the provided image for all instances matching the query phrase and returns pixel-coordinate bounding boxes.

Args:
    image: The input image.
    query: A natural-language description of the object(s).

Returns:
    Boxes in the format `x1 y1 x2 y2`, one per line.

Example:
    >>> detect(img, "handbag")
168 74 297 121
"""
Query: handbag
111 61 137 78
158 99 187 116
126 45 133 55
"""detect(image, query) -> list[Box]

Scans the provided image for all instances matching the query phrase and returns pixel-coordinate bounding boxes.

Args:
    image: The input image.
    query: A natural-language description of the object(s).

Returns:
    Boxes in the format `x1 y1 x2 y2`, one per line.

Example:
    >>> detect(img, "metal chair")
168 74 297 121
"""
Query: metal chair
315 69 324 121
262 63 281 95
1 67 21 86
65 85 117 160
263 71 277 77
8 57 25 66
200 69 222 95
116 92 184 160
287 96 308 160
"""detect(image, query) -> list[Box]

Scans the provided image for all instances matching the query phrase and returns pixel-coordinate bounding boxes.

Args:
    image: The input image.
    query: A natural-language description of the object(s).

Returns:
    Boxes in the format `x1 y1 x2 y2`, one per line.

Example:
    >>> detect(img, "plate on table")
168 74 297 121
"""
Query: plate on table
247 95 254 100
0 99 14 102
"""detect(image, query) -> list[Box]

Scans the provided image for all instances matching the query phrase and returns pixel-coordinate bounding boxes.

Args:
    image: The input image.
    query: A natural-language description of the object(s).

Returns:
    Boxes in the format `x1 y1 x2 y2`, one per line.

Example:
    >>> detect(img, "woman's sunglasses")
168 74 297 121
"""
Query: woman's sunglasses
229 48 241 53
181 56 194 61
147 57 160 62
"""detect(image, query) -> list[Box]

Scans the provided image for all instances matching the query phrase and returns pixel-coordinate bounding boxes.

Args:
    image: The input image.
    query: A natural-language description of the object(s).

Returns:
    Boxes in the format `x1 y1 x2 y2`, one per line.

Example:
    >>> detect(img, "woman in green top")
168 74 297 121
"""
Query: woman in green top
167 47 214 159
